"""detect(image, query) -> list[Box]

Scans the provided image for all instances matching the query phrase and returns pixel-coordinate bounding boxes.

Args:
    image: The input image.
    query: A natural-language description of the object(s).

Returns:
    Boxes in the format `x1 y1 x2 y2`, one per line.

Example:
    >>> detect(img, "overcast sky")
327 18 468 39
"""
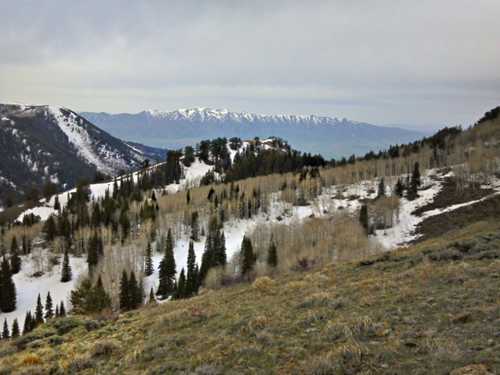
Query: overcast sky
1 0 499 130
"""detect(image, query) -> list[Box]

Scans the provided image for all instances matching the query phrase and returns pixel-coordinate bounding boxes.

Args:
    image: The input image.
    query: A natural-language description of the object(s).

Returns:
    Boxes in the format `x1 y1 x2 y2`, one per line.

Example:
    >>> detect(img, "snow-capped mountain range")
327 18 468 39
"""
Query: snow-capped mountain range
0 103 165 204
142 107 357 125
82 107 426 159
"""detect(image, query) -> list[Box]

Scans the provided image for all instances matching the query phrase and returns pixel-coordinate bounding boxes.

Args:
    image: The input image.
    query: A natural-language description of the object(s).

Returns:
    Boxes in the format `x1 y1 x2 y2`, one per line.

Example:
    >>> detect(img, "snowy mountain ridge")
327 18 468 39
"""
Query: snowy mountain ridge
82 108 425 159
0 103 166 204
141 107 355 126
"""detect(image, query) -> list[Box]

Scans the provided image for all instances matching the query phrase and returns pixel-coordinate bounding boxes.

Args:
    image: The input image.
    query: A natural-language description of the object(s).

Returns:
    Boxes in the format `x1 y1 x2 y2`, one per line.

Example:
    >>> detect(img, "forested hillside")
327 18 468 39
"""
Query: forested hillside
0 106 498 374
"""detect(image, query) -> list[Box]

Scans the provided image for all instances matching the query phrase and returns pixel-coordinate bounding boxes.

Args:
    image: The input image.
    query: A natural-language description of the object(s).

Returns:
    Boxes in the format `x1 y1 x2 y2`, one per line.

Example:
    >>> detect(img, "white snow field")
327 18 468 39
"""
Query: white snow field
6 165 500 332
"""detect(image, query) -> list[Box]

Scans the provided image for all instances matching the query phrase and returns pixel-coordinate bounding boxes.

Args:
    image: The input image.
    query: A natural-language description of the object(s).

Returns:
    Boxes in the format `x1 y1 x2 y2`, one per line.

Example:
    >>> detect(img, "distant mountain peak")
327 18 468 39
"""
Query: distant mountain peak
139 107 350 126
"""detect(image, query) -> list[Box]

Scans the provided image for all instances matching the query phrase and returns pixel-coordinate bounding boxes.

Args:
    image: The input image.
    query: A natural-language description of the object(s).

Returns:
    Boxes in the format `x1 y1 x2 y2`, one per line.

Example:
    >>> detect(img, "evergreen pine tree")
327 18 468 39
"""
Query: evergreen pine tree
53 195 61 211
157 229 176 299
23 312 33 335
394 178 404 197
0 257 16 312
129 271 143 309
186 241 197 296
119 270 130 310
214 230 227 267
45 292 54 319
61 248 72 282
408 162 421 200
59 301 66 317
240 236 256 277
190 211 199 241
11 319 19 338
359 204 369 233
10 244 21 274
35 294 44 326
2 319 9 340
175 268 186 299
145 243 154 276
377 177 385 198
87 231 103 272
92 276 112 312
43 215 57 242
267 240 278 268
55 304 60 318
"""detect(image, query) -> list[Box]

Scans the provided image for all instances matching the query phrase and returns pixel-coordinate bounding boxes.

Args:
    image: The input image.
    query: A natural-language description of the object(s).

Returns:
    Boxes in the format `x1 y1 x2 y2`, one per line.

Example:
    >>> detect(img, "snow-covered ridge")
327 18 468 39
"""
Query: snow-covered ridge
142 107 358 126
48 106 145 174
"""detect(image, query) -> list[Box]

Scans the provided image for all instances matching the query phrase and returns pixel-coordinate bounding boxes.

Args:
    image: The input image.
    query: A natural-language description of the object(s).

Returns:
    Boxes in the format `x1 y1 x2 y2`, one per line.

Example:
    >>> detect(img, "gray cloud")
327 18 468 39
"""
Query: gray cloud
1 0 499 130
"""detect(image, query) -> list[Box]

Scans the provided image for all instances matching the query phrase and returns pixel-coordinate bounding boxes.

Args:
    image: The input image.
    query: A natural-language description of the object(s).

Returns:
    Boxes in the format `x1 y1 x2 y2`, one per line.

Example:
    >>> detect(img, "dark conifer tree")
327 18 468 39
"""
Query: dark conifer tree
35 294 44 326
175 268 186 299
2 319 9 340
119 270 130 310
408 162 421 200
377 177 385 198
359 204 369 233
23 312 32 335
45 292 54 319
61 248 72 282
55 304 60 318
186 241 197 296
43 215 57 242
53 195 61 211
91 276 112 312
267 240 278 268
129 271 143 309
87 231 103 272
11 319 19 338
145 243 154 276
157 229 176 299
0 257 16 312
240 236 256 277
394 178 404 197
10 244 21 274
59 301 66 317
190 211 199 241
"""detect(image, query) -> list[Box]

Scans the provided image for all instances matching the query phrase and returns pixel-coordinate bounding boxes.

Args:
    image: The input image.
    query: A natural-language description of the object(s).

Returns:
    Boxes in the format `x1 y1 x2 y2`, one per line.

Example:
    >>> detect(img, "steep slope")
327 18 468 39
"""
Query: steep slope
0 104 165 204
0 221 498 374
81 107 426 158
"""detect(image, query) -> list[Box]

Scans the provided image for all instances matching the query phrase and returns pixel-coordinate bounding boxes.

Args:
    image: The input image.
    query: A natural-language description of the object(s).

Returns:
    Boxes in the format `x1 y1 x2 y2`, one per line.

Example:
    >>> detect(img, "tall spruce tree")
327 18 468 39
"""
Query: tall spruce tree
359 204 369 233
59 301 66 317
129 271 143 309
10 244 21 274
35 294 44 326
190 211 200 241
175 269 186 299
11 319 19 338
186 241 197 296
199 217 226 284
408 162 421 200
119 270 131 310
377 178 385 198
92 276 112 312
145 243 154 276
0 257 16 312
157 229 176 299
87 231 103 272
44 292 54 319
394 178 404 197
2 319 9 340
61 248 72 282
23 312 31 335
240 236 256 277
267 240 278 268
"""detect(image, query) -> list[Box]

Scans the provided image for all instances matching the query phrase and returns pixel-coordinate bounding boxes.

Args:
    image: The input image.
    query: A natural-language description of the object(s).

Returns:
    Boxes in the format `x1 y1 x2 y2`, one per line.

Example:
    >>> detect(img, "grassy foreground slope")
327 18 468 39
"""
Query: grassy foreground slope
1 219 500 374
